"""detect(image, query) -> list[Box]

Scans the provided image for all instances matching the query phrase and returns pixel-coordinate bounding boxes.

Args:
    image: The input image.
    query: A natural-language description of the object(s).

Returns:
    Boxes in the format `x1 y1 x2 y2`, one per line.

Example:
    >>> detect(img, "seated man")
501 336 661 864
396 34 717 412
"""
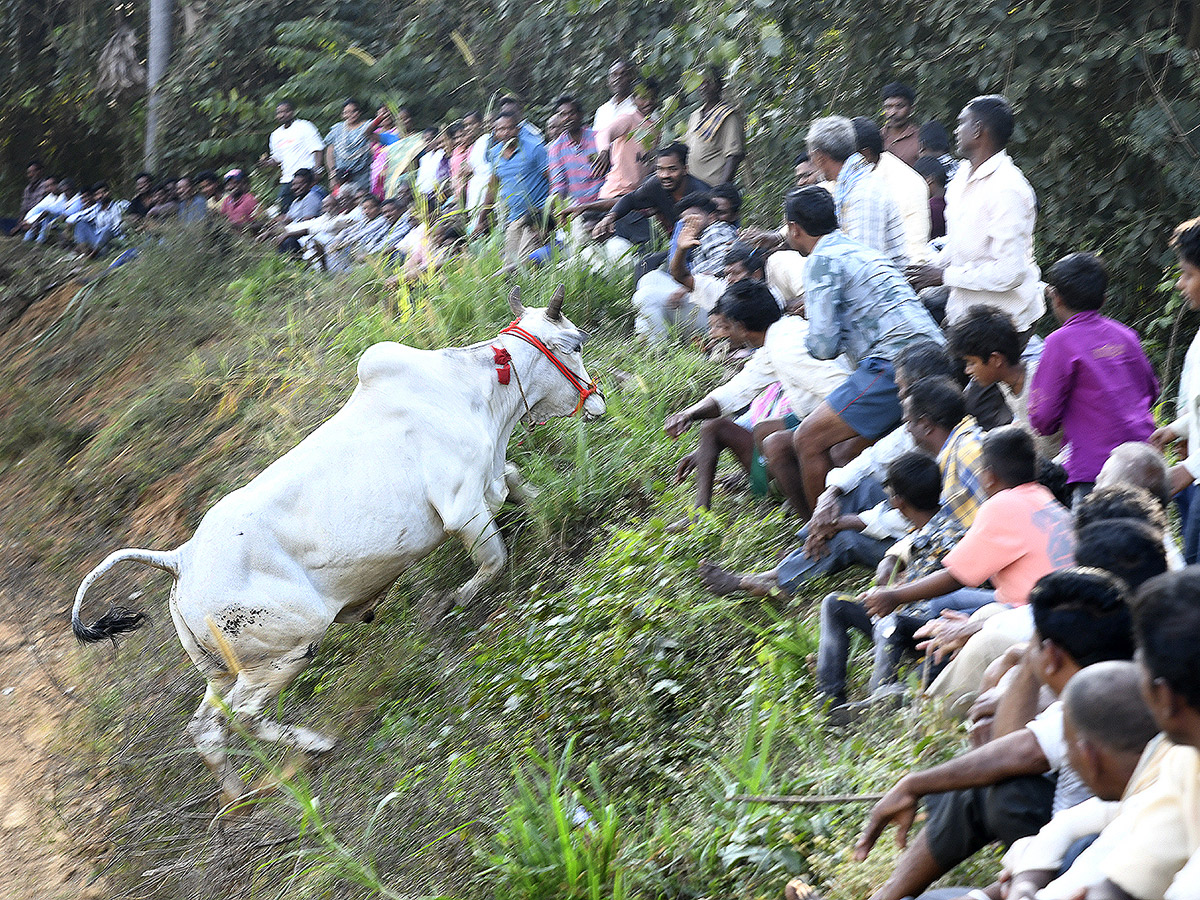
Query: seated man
1095 568 1200 900
851 567 1135 900
665 279 847 510
633 192 736 342
997 660 1169 900
784 185 944 512
815 451 966 712
67 182 124 257
701 375 985 599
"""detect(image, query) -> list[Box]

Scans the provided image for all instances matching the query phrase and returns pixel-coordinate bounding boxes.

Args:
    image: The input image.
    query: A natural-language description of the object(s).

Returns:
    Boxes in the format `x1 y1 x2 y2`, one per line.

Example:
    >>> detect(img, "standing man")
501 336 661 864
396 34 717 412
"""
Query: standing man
474 111 549 270
907 94 1043 335
548 95 604 224
880 82 920 167
592 59 638 180
852 117 931 264
786 185 943 511
684 64 745 186
264 99 324 209
806 115 908 268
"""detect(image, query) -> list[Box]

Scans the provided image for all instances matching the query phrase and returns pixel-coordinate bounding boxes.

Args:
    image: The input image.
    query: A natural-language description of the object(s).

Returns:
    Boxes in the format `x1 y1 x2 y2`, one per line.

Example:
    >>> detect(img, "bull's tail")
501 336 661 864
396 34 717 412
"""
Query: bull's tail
72 547 182 644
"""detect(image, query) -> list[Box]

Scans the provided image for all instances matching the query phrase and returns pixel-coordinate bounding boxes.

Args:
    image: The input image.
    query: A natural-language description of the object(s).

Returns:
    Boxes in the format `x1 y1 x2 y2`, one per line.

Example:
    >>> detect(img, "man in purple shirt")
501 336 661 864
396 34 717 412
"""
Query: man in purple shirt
1029 252 1159 500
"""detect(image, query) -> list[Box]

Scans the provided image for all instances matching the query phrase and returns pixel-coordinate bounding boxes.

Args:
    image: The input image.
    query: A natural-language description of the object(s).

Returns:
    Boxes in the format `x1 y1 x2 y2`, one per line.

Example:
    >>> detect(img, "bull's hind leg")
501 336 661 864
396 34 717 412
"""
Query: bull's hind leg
187 676 244 804
221 645 336 756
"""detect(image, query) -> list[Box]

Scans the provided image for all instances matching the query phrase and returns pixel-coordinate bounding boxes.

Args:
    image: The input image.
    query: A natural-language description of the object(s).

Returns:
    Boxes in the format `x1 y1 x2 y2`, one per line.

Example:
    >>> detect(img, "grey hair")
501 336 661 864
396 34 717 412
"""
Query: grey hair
806 116 857 163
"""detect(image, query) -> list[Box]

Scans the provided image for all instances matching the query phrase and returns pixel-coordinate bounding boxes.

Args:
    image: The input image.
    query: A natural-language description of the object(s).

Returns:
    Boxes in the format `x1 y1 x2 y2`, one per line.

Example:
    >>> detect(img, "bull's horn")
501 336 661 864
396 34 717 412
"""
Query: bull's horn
546 284 565 321
508 286 525 317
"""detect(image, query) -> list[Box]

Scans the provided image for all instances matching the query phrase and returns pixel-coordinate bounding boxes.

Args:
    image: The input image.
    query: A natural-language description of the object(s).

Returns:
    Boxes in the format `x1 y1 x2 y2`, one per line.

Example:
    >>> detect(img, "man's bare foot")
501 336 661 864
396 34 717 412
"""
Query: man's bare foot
785 878 825 900
698 561 780 598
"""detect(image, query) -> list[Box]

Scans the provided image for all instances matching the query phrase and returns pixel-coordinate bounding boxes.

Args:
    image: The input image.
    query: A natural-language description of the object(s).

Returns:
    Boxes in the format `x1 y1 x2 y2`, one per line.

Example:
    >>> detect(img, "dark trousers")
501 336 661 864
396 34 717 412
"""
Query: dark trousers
923 775 1056 870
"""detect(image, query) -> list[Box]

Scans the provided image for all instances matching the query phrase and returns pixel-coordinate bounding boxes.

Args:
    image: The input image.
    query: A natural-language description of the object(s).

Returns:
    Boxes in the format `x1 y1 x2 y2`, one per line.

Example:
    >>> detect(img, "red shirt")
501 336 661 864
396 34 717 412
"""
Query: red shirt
220 192 258 225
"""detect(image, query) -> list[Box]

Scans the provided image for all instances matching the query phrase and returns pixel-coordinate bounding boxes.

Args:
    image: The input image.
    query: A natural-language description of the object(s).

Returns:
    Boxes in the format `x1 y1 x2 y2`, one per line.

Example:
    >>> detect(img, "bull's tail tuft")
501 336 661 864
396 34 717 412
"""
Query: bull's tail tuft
72 547 181 645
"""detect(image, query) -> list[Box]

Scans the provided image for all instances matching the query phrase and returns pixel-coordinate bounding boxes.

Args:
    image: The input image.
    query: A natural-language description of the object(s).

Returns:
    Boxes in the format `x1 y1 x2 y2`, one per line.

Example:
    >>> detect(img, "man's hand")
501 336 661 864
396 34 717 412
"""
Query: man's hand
808 488 842 537
915 611 977 663
664 410 695 439
674 451 697 484
861 586 902 618
590 149 612 181
592 214 616 240
906 264 944 291
874 555 900 587
738 226 783 250
1168 462 1194 497
803 529 830 560
665 287 688 310
853 778 920 861
678 212 704 251
1150 423 1181 451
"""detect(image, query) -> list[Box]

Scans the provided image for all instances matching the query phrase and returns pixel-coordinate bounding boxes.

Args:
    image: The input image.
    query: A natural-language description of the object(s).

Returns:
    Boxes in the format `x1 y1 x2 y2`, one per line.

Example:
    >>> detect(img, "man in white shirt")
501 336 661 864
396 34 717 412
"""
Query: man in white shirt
264 99 325 208
907 94 1043 334
850 117 932 264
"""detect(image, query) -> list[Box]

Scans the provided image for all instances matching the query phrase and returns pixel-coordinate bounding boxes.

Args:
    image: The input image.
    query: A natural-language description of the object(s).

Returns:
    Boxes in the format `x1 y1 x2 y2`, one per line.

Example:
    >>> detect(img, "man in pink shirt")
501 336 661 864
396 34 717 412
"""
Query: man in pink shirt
861 425 1075 652
219 170 258 230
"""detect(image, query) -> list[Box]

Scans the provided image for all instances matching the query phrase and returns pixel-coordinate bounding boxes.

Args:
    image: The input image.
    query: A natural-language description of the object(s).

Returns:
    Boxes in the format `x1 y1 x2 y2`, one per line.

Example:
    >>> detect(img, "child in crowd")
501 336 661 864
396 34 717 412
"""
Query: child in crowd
860 425 1074 655
1029 252 1158 502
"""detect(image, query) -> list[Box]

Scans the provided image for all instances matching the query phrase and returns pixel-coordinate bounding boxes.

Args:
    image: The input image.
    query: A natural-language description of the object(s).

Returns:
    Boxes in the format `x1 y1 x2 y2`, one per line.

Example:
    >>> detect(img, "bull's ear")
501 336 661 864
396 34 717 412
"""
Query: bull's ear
546 284 565 321
508 286 525 317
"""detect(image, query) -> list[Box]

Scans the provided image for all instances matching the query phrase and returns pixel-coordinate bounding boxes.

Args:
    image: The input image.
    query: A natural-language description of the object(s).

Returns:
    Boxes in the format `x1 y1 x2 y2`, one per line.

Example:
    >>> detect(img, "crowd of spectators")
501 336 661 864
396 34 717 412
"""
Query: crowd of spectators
6 66 1200 900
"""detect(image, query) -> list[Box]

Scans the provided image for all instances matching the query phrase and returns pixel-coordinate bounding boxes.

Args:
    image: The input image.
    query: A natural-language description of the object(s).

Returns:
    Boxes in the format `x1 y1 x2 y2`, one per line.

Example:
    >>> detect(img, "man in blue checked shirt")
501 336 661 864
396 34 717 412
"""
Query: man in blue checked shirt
785 184 944 511
472 110 550 269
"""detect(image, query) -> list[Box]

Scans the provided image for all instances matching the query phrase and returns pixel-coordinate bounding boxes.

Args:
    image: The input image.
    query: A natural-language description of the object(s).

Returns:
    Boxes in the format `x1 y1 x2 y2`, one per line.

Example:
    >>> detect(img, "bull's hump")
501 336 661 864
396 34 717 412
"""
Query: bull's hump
356 342 435 388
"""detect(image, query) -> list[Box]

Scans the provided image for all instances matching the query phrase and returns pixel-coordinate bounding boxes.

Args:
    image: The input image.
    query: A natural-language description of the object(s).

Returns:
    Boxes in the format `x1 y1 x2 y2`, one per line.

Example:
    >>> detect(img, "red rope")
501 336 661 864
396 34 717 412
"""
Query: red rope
499 320 597 416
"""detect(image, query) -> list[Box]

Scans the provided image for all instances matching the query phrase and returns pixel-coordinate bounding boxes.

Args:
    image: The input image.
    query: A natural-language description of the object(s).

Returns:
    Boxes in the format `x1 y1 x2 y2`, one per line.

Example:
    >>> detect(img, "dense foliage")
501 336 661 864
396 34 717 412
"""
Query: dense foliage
3 0 1199 321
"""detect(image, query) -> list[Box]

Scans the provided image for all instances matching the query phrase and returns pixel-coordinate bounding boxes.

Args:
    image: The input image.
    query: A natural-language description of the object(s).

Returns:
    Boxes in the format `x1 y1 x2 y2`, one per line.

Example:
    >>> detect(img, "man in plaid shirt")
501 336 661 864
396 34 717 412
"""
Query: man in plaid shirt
548 95 604 251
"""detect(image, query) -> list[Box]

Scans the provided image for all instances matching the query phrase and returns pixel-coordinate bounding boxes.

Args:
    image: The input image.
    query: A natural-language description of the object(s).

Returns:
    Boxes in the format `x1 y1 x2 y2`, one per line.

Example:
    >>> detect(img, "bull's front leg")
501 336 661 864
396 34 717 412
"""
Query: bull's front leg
451 510 507 607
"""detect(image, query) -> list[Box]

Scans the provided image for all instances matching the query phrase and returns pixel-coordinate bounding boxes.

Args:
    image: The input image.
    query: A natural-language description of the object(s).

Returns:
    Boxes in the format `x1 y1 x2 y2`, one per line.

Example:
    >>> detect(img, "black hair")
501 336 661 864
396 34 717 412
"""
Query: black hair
277 98 296 110
194 170 219 184
1075 484 1168 533
851 116 884 157
1062 661 1161 755
784 185 837 236
913 155 947 188
724 242 766 276
1047 252 1107 312
918 120 951 153
966 94 1015 147
885 451 942 512
464 109 483 122
793 152 810 166
134 171 154 182
553 95 582 115
982 425 1037 487
27 160 44 170
293 168 314 183
894 340 958 384
947 304 1021 365
1133 569 1200 711
676 191 715 216
343 98 362 112
638 76 661 97
1030 567 1135 667
91 180 109 191
717 280 783 332
657 142 688 165
1037 458 1073 508
710 182 742 215
905 376 966 431
380 198 399 209
881 81 916 105
1171 218 1200 269
499 94 521 109
703 62 724 84
1074 517 1168 593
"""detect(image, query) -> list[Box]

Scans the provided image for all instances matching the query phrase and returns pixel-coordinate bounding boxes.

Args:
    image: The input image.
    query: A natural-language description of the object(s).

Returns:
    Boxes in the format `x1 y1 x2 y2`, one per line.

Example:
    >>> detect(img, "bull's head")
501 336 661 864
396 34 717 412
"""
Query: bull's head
505 285 606 421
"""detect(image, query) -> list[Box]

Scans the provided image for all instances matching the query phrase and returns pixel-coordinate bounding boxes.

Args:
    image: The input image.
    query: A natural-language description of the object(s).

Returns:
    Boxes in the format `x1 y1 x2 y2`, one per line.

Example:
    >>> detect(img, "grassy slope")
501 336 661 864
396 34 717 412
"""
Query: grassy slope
0 233 994 899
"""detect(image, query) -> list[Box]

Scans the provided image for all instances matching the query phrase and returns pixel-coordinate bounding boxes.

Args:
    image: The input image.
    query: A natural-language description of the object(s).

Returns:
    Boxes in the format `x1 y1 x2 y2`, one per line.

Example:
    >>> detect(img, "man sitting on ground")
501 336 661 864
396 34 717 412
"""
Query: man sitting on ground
847 567 1135 900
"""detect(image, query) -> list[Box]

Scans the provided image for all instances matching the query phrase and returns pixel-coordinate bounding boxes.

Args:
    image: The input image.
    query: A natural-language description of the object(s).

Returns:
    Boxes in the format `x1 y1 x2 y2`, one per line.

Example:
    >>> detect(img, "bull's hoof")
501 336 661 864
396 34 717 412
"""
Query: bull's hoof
361 610 375 624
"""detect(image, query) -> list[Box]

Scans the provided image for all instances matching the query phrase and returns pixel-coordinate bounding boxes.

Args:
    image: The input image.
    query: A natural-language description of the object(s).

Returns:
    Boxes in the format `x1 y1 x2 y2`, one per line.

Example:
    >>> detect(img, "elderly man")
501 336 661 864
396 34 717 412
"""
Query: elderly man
474 110 549 270
907 94 1043 335
806 115 907 268
684 64 745 186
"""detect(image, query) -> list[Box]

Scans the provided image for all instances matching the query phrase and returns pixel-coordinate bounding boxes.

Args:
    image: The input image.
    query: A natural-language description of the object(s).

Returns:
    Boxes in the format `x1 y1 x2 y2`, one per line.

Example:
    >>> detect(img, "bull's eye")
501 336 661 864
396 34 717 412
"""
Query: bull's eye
577 330 591 345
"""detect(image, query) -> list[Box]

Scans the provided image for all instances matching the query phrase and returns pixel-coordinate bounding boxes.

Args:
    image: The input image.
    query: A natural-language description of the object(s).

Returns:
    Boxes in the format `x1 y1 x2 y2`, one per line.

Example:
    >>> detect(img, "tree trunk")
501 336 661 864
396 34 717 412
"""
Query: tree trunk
144 0 173 170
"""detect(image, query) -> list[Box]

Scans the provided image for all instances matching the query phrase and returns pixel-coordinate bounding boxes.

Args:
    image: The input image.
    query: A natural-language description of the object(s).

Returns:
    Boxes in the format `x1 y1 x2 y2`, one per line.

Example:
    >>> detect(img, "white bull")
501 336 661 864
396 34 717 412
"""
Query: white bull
71 286 605 803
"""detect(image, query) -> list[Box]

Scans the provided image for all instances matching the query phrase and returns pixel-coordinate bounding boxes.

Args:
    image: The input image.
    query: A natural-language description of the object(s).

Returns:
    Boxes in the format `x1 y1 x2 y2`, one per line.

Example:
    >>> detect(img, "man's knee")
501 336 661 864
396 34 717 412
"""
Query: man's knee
762 428 794 463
